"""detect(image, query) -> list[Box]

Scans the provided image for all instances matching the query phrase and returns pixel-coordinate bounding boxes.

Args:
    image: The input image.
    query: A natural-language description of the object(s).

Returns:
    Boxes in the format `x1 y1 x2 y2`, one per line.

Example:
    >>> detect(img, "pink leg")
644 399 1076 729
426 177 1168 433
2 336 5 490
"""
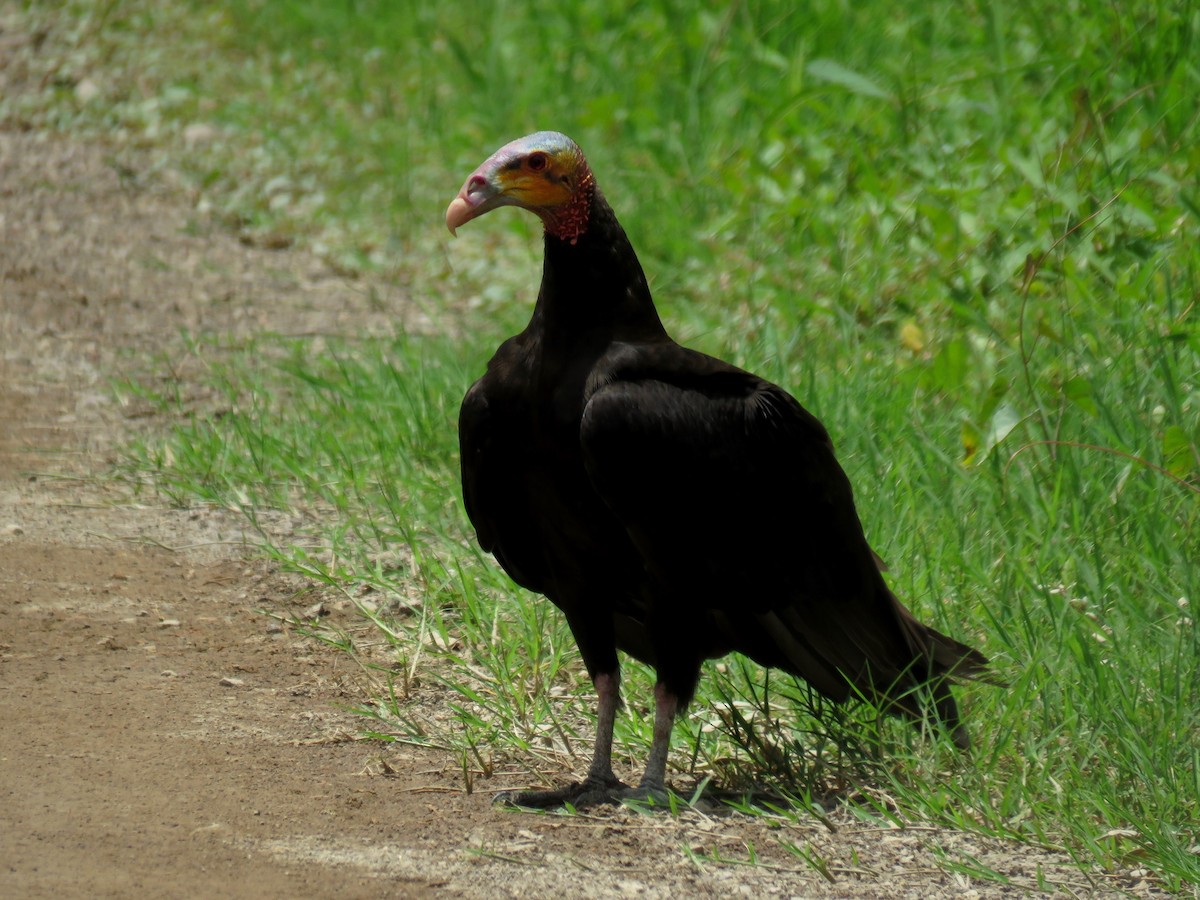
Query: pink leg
494 669 628 808
585 670 621 783
636 682 678 795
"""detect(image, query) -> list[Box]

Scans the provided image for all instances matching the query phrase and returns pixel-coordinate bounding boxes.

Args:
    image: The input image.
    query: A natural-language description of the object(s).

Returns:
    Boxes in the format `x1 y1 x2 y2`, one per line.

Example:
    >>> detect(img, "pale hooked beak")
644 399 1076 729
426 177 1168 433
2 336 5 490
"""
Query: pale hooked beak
445 172 501 236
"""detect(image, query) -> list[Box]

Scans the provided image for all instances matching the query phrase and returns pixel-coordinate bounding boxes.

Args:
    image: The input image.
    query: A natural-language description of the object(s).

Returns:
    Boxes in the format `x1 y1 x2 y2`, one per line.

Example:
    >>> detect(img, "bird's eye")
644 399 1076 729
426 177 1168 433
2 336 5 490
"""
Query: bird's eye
527 152 549 172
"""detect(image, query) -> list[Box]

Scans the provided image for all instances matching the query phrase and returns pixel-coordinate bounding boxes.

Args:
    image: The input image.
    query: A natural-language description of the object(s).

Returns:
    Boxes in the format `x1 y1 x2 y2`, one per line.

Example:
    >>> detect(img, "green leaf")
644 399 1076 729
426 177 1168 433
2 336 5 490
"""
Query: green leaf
806 58 891 100
985 404 1022 453
1065 376 1098 416
963 403 1022 466
1162 425 1197 478
961 418 982 465
978 376 1012 425
927 336 970 395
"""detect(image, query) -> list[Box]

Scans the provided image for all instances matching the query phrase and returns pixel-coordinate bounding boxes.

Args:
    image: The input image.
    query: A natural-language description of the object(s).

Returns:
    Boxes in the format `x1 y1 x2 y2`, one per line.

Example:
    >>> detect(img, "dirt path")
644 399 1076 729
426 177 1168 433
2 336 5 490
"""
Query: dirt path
0 12 1169 898
0 125 453 898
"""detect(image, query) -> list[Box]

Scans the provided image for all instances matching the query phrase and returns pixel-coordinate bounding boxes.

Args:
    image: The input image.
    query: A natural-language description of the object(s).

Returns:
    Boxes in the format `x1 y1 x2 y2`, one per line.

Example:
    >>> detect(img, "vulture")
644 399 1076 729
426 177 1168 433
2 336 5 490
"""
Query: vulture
446 131 990 808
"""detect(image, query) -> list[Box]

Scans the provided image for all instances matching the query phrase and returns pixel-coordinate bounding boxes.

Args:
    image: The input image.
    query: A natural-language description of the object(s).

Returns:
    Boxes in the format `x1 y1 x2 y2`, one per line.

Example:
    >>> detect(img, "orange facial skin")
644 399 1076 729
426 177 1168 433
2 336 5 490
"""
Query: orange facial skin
445 132 595 241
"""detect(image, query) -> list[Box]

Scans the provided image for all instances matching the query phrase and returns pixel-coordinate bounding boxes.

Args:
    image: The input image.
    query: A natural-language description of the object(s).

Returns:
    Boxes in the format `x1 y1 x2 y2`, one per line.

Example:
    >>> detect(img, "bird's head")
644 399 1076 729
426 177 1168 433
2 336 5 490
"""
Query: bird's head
445 131 596 242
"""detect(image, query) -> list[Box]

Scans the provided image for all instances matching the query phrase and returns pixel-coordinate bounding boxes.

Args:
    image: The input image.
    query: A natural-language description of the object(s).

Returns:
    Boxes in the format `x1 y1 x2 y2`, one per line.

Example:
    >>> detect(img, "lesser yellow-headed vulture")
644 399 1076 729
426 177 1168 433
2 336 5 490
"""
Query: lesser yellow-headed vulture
447 131 990 808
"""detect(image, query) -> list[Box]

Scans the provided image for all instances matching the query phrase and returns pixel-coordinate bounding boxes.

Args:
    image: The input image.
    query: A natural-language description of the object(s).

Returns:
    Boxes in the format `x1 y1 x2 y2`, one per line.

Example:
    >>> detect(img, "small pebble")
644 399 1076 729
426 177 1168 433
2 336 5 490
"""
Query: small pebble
74 78 100 103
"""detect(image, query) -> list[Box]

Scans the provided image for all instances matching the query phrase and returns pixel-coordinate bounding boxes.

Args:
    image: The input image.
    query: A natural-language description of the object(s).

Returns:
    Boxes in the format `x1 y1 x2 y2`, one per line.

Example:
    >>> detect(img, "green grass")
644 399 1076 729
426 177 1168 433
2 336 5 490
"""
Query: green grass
12 0 1200 890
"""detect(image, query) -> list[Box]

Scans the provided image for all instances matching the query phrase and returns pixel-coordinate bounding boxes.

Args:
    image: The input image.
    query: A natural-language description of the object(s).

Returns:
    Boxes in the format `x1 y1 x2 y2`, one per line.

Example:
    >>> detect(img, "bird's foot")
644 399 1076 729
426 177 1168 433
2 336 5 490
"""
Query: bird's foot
494 774 630 810
615 782 673 810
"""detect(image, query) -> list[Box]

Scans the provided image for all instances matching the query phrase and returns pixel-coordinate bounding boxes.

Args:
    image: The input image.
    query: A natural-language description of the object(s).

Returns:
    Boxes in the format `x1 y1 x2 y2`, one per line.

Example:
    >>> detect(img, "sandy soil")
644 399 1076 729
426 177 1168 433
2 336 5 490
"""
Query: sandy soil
0 11 1171 898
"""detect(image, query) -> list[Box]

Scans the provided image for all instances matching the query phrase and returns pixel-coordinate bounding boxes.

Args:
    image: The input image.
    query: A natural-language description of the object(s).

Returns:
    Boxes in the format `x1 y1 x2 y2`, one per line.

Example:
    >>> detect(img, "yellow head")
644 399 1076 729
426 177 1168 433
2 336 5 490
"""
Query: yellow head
445 132 595 241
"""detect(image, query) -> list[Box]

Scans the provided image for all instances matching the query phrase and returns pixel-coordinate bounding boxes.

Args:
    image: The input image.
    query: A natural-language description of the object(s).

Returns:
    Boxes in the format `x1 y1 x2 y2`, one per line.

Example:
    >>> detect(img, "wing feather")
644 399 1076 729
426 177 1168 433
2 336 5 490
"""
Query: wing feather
579 347 978 701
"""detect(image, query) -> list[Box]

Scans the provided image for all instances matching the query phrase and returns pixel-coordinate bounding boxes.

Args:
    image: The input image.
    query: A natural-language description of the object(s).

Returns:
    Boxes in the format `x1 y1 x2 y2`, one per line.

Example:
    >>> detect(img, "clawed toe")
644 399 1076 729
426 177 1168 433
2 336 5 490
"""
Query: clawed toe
493 775 632 810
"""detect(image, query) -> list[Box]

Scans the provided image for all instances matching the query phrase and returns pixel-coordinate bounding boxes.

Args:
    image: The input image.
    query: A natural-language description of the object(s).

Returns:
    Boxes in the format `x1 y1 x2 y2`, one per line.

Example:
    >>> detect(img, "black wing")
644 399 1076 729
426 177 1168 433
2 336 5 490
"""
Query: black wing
459 376 550 594
579 344 982 703
459 365 642 607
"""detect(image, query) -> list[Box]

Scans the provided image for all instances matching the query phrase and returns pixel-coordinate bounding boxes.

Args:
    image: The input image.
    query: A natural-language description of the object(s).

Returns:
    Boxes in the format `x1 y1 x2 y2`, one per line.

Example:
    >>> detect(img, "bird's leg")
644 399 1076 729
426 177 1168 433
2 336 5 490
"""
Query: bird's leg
582 670 623 785
621 681 677 806
494 669 629 809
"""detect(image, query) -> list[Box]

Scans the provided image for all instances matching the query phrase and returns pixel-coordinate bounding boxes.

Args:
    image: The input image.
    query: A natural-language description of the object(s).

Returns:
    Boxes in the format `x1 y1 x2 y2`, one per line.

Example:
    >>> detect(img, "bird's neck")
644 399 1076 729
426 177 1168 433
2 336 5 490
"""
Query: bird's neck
530 189 668 347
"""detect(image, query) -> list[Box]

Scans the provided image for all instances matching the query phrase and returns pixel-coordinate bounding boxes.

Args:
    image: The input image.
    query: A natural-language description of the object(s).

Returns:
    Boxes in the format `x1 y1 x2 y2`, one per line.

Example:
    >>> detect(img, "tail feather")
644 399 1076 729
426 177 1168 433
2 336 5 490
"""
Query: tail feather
892 594 994 682
890 591 997 749
724 585 996 749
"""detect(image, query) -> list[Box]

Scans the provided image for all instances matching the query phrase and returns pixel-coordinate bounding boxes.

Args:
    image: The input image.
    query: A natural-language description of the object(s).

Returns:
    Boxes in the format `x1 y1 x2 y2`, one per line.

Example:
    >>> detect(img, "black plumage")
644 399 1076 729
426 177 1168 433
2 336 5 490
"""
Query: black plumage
446 132 990 807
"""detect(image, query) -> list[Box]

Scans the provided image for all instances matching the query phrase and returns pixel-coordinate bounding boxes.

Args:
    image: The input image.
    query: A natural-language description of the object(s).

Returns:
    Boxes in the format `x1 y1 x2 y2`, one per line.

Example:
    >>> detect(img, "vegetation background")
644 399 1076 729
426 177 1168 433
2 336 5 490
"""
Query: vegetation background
9 0 1197 890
